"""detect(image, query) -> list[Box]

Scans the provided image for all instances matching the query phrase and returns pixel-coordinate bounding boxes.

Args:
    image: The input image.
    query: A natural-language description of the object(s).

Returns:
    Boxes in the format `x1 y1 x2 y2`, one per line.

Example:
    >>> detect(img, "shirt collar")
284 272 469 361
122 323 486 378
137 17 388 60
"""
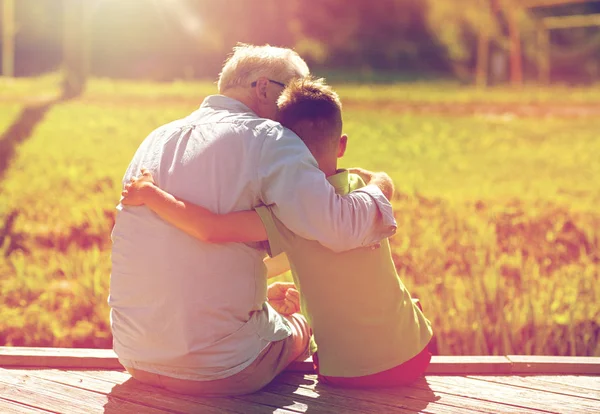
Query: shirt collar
200 95 254 115
326 169 350 195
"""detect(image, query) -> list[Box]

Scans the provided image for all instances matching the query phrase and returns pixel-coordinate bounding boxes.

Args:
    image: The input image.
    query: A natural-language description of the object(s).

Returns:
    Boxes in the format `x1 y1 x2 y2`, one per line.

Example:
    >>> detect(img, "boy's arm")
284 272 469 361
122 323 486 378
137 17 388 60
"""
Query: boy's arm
121 171 267 243
264 253 291 279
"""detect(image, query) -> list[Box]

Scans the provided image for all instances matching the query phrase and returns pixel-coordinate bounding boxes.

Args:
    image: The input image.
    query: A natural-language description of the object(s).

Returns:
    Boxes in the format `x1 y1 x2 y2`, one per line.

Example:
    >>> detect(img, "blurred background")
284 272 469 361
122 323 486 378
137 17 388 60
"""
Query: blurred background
0 0 598 356
3 0 600 85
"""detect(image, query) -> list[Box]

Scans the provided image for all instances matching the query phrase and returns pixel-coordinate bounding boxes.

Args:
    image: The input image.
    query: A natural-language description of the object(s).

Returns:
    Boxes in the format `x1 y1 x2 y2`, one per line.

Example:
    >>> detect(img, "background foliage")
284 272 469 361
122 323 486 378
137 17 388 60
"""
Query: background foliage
0 76 598 355
2 0 600 82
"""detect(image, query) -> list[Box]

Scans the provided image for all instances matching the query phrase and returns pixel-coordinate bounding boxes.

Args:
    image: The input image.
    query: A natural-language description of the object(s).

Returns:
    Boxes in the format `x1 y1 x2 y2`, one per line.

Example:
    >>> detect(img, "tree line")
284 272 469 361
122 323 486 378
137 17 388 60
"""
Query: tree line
2 0 599 83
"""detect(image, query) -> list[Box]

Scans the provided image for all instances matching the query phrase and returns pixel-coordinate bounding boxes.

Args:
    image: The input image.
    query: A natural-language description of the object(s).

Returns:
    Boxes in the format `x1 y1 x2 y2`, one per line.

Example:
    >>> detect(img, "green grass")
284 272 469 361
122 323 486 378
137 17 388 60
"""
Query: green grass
335 82 600 104
0 75 62 100
3 74 600 104
340 112 600 207
0 77 598 356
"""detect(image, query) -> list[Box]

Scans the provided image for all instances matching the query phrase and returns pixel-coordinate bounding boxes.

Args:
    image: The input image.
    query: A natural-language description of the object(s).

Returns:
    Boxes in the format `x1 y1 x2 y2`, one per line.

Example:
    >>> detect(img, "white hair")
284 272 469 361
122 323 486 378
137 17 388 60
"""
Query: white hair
217 43 310 93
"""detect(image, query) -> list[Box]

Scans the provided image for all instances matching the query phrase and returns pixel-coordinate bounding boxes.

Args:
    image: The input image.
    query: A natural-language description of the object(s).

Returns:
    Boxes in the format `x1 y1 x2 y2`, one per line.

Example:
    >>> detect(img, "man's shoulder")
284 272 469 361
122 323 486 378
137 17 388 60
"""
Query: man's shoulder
253 118 284 138
246 118 295 140
259 122 305 151
150 117 190 137
198 107 288 141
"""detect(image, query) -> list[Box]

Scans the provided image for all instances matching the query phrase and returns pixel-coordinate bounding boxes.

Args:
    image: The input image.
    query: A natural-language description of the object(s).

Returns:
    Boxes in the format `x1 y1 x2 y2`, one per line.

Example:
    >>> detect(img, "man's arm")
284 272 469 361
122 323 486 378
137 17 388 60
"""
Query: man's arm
258 126 397 253
121 171 267 243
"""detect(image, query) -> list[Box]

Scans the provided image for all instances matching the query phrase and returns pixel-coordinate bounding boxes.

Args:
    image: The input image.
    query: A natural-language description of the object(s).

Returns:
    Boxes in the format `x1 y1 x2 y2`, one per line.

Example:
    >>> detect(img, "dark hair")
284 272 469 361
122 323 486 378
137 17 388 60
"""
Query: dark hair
277 77 342 155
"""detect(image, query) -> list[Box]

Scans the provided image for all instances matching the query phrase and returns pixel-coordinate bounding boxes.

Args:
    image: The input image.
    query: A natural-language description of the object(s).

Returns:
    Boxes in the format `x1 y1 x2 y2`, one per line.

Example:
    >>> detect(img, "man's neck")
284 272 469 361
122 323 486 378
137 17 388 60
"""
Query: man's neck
222 89 258 115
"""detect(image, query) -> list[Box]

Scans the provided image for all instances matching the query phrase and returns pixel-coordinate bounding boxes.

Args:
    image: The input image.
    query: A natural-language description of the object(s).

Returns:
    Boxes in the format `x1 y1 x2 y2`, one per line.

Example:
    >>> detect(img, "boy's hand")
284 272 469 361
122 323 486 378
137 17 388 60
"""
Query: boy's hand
121 169 155 206
267 282 300 316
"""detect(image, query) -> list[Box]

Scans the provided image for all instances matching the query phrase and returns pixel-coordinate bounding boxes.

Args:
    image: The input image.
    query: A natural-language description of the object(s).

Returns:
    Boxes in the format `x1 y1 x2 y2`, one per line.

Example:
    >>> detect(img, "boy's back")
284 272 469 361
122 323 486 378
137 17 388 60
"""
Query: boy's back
257 170 433 377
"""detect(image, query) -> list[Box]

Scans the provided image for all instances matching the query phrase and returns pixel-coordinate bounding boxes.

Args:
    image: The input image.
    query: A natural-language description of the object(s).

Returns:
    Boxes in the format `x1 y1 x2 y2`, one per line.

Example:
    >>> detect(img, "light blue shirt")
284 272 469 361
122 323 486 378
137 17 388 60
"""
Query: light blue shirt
109 95 397 380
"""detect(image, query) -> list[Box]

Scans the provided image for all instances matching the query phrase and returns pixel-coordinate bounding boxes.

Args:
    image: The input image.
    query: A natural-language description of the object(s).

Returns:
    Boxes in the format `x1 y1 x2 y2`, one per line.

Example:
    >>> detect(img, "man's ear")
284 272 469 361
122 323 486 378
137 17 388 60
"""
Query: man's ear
337 134 348 158
253 77 270 103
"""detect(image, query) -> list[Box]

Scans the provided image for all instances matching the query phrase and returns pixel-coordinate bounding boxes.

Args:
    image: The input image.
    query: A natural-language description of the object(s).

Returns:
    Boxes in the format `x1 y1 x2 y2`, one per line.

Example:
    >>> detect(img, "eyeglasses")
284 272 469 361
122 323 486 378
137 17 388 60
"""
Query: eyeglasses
250 79 286 88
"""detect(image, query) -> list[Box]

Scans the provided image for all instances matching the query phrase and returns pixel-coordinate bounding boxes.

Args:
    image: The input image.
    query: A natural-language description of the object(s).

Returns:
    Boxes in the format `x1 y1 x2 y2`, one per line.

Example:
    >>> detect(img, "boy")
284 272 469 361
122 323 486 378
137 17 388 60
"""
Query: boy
121 77 433 388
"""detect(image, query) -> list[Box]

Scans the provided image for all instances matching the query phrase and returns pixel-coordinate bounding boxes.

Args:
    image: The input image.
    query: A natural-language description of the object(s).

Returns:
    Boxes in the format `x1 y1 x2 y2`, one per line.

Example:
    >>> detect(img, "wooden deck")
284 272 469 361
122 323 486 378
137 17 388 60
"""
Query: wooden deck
0 348 599 413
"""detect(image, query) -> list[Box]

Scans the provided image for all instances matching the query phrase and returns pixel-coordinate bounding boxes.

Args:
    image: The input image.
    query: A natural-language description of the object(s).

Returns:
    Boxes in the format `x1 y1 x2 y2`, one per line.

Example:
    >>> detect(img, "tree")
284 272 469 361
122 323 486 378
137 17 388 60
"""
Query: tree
1 0 15 77
62 0 90 99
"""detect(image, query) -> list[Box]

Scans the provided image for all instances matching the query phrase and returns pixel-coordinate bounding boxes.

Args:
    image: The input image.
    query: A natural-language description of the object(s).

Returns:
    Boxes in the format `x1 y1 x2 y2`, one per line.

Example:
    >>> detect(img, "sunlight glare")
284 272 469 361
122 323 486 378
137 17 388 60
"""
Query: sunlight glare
152 0 203 37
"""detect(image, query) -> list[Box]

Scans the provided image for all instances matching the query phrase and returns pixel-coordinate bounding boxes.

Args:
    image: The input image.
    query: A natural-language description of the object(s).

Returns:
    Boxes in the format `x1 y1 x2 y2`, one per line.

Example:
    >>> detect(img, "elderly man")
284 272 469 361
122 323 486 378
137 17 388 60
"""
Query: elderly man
109 44 396 396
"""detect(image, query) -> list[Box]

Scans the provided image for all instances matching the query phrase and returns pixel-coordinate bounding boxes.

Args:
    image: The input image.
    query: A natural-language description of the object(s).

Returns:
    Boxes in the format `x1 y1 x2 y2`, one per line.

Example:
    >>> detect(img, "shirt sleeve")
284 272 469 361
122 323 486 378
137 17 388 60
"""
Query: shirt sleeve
255 206 288 258
257 125 397 253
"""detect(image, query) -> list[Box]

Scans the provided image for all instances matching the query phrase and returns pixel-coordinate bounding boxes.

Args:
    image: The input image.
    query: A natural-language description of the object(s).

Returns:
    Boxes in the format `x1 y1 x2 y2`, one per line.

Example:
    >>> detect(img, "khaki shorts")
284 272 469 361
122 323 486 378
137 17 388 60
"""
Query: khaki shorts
125 313 311 397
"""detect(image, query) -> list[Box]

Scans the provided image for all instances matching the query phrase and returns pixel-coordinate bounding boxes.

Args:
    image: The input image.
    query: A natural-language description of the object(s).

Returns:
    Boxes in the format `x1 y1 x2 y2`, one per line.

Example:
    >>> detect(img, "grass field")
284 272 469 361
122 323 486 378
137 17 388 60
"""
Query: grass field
0 76 598 356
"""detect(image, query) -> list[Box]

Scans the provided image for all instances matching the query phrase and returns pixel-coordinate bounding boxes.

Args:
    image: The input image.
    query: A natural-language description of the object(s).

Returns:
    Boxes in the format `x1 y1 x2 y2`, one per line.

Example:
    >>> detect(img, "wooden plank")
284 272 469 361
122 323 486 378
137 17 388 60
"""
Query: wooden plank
86 368 497 414
275 372 540 414
65 368 130 383
287 355 599 374
401 377 549 414
525 375 600 392
0 347 310 372
3 347 598 375
0 347 122 369
26 369 242 414
427 356 513 374
72 369 302 414
0 368 169 414
508 356 600 375
72 364 506 414
240 380 414 414
468 375 600 401
278 355 516 374
0 398 54 413
0 382 102 414
426 375 600 413
275 373 471 414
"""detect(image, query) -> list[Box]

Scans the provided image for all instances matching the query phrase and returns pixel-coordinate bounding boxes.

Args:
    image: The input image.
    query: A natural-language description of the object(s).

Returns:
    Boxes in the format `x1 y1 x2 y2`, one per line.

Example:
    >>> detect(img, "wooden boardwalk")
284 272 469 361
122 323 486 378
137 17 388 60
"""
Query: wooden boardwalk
0 348 599 413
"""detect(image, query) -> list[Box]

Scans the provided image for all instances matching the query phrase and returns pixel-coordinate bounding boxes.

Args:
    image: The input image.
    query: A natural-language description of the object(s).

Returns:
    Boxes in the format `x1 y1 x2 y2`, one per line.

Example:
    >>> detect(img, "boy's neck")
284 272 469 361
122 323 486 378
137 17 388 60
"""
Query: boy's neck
318 158 339 178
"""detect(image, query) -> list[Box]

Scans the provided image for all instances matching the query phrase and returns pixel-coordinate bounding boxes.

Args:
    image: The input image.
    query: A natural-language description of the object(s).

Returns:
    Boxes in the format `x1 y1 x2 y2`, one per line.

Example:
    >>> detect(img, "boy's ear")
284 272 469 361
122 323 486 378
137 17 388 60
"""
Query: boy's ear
337 134 348 158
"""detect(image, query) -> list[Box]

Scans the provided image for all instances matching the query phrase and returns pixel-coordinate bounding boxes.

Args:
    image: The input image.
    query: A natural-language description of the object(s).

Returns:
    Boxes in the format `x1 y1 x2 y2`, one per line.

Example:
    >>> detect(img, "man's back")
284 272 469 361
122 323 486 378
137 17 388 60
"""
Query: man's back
110 96 290 380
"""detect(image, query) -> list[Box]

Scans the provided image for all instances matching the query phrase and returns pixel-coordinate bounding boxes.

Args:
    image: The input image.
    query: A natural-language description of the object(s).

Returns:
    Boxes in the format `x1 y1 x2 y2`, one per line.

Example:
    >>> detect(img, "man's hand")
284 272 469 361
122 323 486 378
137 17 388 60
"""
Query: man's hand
267 282 300 316
347 167 373 184
348 167 395 200
121 168 156 206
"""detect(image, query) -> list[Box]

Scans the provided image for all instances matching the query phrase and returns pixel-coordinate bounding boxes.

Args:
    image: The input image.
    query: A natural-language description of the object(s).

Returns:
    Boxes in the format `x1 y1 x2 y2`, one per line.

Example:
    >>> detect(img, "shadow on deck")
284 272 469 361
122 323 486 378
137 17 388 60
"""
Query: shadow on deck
0 347 598 413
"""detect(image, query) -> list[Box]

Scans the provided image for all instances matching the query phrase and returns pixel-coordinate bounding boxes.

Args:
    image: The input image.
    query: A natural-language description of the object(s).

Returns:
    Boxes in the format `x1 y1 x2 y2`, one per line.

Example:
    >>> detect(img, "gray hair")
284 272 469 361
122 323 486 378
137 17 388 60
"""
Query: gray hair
217 43 310 93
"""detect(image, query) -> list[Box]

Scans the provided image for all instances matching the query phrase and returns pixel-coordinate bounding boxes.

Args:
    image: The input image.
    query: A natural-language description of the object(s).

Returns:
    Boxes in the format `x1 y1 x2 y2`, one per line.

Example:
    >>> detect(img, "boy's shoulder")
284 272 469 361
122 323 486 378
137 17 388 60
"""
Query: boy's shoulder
348 173 367 191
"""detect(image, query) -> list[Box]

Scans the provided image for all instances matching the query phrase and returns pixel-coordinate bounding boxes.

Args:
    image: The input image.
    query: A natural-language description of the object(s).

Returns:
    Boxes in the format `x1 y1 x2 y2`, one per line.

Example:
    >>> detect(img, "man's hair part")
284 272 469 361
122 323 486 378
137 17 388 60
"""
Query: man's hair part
217 43 310 93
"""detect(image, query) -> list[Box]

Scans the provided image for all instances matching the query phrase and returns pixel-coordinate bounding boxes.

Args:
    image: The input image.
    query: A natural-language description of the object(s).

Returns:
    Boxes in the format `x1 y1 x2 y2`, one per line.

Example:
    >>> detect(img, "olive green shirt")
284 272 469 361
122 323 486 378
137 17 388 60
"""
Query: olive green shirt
257 170 433 377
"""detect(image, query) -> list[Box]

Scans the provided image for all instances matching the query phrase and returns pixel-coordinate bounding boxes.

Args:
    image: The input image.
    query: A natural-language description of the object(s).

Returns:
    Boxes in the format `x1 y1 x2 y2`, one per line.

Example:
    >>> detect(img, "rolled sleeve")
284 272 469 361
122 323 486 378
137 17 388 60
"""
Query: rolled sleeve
255 206 286 258
258 126 397 253
352 184 397 245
